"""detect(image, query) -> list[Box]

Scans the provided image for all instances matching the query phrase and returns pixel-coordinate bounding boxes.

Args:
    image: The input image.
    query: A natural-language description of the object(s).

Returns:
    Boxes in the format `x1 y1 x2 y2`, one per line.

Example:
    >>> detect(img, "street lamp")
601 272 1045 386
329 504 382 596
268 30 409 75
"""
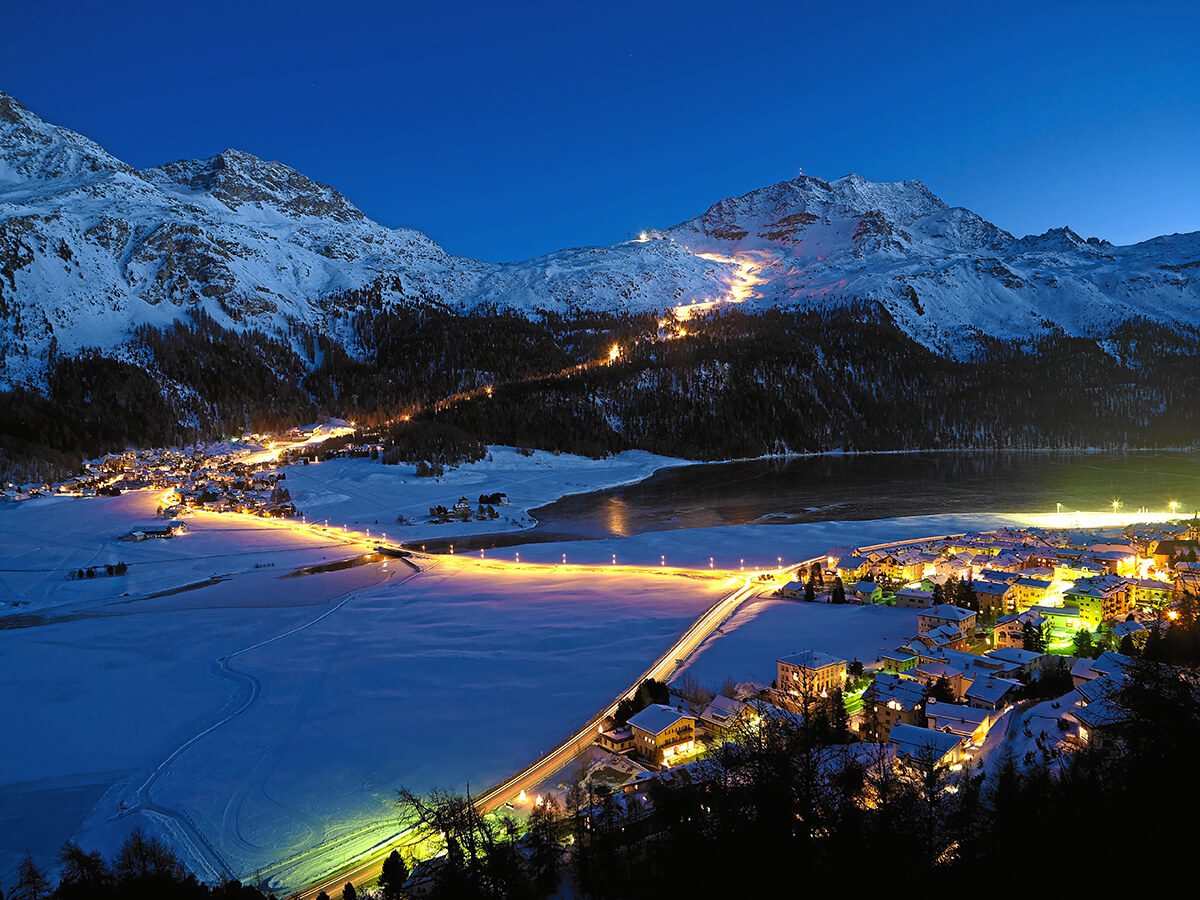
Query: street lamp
611 554 617 565
1170 500 1180 515
1112 499 1120 514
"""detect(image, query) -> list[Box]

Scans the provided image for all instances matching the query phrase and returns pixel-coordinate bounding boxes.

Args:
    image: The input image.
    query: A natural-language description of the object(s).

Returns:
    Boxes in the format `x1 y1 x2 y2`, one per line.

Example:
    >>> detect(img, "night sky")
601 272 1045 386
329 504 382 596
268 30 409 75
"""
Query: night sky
3 0 1196 261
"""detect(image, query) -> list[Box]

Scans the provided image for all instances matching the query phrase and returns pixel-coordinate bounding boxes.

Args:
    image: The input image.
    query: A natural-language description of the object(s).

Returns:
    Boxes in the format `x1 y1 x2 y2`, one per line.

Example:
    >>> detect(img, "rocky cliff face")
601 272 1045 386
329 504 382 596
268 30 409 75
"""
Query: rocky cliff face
2 90 1199 389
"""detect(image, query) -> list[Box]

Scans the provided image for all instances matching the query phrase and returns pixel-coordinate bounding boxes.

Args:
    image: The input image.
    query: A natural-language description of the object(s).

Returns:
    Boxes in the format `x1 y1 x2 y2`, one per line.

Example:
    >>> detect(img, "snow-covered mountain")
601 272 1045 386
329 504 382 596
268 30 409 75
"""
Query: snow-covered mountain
0 92 731 387
653 172 1200 351
3 90 1199 389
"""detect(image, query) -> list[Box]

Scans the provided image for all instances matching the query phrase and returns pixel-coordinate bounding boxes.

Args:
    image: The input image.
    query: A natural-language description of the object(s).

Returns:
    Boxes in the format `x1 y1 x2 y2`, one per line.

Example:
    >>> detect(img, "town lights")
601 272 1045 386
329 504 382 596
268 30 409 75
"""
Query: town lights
608 343 620 362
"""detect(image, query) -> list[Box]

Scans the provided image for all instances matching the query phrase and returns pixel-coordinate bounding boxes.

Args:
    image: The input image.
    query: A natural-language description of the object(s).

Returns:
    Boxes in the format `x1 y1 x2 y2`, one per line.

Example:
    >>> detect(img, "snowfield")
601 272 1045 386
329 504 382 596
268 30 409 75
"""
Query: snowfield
0 450 1028 892
0 466 721 891
280 446 687 544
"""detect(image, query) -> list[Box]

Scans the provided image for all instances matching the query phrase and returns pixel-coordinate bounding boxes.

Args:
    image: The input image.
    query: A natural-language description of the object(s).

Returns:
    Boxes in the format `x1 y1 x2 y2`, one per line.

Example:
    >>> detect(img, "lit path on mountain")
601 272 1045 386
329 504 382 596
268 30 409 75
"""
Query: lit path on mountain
672 249 773 322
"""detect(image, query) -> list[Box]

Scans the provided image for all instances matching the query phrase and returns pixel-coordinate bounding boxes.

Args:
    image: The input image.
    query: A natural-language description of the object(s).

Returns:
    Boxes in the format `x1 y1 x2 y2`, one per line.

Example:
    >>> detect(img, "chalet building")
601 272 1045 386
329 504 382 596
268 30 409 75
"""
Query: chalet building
964 674 1021 710
879 649 919 673
1111 619 1149 650
1010 576 1053 610
697 695 754 739
895 586 935 609
776 580 807 600
627 705 698 767
777 649 847 702
889 723 967 769
917 604 977 638
992 609 1046 649
850 580 882 603
1124 577 1172 609
913 661 971 700
973 579 1016 615
984 647 1045 680
120 520 187 542
926 701 994 743
862 673 927 740
1063 575 1129 627
1148 538 1200 569
835 555 871 583
597 725 635 754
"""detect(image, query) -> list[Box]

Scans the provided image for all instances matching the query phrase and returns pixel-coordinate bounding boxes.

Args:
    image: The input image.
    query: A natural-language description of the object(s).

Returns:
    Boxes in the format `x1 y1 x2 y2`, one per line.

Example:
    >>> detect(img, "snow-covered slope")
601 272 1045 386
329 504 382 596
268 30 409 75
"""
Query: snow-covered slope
3 90 1199 388
653 172 1200 351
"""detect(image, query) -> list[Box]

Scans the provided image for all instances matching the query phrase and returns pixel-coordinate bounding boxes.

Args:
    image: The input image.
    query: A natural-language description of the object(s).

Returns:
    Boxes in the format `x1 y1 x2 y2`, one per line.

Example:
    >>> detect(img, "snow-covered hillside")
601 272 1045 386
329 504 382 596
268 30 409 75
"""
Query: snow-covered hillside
654 173 1200 351
3 90 1199 388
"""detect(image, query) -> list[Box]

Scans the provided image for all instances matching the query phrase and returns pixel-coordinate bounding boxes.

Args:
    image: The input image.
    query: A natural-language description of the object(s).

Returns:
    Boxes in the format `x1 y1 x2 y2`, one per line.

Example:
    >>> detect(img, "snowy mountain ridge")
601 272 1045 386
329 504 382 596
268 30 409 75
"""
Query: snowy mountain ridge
2 90 1199 389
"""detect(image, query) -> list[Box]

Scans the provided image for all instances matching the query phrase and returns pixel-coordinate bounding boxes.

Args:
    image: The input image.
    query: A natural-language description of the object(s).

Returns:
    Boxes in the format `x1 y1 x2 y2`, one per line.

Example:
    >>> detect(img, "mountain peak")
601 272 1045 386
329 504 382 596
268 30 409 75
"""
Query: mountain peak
145 148 364 223
0 92 133 189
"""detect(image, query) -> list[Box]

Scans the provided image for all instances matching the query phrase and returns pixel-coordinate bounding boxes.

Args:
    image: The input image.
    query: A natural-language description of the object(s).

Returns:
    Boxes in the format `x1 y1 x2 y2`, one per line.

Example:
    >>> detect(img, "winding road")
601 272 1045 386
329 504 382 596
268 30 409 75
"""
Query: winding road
283 562 803 899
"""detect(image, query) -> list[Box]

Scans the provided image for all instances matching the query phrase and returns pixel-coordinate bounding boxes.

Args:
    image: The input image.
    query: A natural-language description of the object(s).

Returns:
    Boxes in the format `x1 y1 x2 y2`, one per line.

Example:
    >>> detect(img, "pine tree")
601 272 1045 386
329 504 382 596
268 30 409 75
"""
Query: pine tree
10 855 50 900
1073 629 1096 659
1022 620 1045 653
804 577 816 602
831 578 846 604
379 850 407 899
827 688 850 742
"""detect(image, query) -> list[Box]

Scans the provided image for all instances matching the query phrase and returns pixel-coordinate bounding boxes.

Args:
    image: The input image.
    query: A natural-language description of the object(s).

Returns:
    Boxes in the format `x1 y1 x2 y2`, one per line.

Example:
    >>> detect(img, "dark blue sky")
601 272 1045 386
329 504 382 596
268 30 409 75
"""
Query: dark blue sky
3 1 1196 261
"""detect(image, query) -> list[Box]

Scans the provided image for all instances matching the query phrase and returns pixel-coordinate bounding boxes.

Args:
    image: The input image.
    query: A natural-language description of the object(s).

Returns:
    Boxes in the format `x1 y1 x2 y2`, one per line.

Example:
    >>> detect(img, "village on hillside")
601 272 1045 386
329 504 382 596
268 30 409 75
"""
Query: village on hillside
553 517 1199 822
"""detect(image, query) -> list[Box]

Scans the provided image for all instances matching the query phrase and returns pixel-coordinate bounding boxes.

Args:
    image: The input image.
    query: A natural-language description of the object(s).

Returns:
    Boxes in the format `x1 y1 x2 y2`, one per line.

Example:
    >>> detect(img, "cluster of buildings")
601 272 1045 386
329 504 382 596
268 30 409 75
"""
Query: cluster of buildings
831 522 1196 645
1 442 300 521
427 493 508 524
596 519 1195 780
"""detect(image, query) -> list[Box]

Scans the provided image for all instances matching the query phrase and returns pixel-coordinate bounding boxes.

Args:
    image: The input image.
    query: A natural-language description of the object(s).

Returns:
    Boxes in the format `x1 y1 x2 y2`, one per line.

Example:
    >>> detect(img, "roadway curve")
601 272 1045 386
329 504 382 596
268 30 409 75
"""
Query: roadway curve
288 561 807 899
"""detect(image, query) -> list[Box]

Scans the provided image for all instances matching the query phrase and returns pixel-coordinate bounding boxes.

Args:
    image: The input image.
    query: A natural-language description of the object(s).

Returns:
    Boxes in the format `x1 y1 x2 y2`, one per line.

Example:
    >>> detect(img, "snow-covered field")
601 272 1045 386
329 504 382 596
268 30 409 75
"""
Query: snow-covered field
0 491 367 614
0 469 724 891
0 449 1030 892
281 446 686 543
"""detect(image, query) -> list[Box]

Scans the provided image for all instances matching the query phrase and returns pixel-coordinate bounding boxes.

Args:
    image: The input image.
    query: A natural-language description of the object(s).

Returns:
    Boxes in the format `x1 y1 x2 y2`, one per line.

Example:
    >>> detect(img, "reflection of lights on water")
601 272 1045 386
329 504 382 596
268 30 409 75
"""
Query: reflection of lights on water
605 497 630 537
